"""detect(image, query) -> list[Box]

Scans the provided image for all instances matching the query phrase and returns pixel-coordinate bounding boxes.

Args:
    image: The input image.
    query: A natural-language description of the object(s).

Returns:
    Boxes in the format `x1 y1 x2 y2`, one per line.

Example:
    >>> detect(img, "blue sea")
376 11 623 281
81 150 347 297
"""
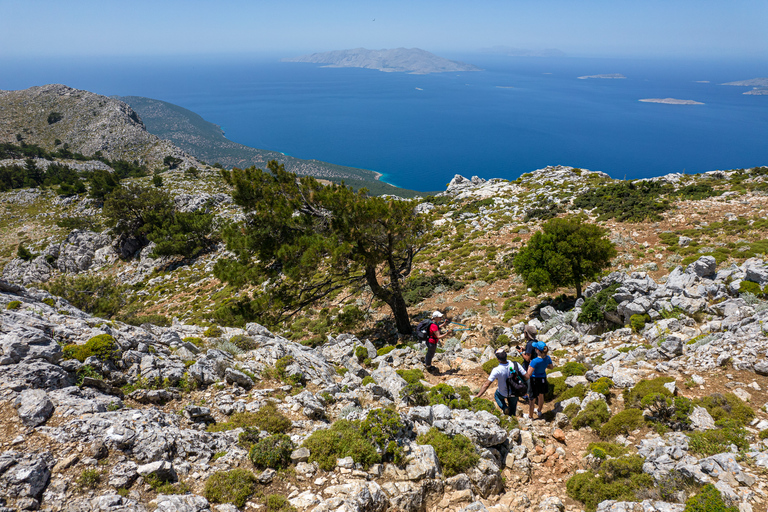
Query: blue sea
2 54 767 191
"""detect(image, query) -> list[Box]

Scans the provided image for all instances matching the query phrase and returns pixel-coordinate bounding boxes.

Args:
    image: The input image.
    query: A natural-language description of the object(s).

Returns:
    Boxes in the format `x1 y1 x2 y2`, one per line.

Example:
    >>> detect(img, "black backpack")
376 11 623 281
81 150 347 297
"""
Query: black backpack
415 319 434 341
507 362 527 397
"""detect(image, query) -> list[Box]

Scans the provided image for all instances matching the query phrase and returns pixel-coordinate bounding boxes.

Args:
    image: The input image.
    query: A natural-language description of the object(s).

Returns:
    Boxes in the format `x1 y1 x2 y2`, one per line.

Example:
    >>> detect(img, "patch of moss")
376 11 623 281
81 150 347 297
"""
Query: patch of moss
5 300 22 310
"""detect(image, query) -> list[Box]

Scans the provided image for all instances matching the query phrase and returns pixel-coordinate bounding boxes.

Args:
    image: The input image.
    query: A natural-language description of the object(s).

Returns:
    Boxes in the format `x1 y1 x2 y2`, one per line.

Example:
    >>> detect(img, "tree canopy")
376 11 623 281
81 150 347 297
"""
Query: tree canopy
513 216 616 298
214 161 427 333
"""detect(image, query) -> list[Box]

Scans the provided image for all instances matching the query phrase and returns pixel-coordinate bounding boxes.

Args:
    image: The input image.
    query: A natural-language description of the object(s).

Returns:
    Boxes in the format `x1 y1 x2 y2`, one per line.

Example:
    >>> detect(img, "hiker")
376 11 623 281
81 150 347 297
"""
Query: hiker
424 311 447 371
475 349 527 416
525 341 553 420
517 324 538 403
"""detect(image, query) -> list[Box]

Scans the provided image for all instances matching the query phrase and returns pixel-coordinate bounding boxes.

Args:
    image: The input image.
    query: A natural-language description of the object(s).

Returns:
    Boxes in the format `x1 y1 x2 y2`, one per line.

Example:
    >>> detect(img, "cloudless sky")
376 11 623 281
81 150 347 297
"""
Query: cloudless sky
1 0 766 59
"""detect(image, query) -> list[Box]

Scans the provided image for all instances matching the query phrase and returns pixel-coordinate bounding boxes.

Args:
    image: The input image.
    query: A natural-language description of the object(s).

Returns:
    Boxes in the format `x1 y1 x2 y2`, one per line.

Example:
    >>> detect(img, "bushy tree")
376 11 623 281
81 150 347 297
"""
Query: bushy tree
214 161 426 333
514 217 616 297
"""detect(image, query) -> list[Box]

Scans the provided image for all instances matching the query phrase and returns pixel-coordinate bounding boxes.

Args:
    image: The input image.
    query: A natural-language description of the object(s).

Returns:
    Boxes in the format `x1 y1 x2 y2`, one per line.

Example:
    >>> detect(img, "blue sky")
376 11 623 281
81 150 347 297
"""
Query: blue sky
1 0 766 58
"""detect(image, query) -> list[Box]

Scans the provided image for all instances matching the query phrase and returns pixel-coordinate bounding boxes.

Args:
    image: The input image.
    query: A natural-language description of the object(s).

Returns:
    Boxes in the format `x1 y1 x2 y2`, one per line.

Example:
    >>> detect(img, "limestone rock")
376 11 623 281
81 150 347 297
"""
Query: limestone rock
15 389 54 427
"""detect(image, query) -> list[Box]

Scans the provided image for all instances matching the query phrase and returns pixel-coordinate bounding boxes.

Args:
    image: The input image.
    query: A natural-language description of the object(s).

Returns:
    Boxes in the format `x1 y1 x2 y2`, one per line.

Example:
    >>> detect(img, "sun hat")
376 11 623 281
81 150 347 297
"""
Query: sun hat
524 324 538 338
432 311 444 318
494 348 507 361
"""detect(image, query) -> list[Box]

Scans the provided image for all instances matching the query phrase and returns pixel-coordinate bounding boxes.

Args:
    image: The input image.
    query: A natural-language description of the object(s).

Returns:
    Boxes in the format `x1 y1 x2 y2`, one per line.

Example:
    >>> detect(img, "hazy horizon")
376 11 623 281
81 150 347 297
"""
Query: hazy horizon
1 0 766 60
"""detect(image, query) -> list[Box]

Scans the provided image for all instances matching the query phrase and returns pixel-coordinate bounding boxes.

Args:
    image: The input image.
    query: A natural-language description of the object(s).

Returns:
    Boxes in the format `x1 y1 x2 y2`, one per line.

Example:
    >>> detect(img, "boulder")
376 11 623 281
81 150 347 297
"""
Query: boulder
689 406 715 431
15 389 54 427
687 256 717 278
56 229 113 273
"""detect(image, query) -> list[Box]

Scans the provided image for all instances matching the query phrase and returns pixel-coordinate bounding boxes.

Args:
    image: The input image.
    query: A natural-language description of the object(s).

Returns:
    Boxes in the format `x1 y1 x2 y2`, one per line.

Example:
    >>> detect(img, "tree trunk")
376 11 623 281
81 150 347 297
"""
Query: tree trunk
364 265 413 335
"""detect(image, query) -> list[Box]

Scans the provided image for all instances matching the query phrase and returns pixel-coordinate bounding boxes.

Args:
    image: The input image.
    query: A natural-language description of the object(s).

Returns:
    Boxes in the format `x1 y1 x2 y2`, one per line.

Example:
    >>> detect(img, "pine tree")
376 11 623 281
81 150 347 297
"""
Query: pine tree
214 161 426 333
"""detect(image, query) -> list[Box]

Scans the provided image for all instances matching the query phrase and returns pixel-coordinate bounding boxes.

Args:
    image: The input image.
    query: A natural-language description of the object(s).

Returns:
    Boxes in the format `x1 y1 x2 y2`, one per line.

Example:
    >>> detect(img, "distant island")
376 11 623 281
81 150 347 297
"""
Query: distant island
721 78 768 87
577 73 626 80
639 98 704 105
721 78 768 96
282 48 482 74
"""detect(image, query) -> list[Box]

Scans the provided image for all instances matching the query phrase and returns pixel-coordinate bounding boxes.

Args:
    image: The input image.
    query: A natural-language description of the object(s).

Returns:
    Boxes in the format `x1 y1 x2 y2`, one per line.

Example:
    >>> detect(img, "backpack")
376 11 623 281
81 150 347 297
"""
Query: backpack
416 319 434 342
507 362 527 397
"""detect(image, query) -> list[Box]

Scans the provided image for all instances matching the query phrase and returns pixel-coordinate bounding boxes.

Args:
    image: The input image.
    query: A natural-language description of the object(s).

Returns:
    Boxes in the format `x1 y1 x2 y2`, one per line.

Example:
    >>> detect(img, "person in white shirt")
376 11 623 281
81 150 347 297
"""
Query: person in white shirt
475 348 527 416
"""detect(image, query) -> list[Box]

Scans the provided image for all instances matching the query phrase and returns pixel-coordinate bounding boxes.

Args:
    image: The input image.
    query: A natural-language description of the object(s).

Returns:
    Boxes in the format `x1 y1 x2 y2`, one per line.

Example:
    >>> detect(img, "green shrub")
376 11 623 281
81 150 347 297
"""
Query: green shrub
249 434 294 469
238 427 261 449
563 403 581 420
558 384 587 402
737 280 765 298
377 345 395 356
630 314 650 333
402 273 464 306
587 442 628 459
360 408 404 463
573 400 611 430
684 484 738 512
77 468 101 489
416 427 479 477
566 455 653 512
266 494 297 512
204 326 223 337
695 393 755 426
6 300 22 310
396 369 424 384
642 394 693 428
561 362 588 377
302 419 380 470
204 469 259 508
571 181 672 223
361 376 375 386
338 305 365 330
63 334 119 363
42 297 55 307
355 346 368 362
183 337 204 347
229 334 257 351
40 275 127 319
400 382 429 406
546 376 568 400
482 359 499 375
590 377 614 397
623 377 674 408
600 408 645 439
688 419 750 456
209 403 292 434
427 383 456 406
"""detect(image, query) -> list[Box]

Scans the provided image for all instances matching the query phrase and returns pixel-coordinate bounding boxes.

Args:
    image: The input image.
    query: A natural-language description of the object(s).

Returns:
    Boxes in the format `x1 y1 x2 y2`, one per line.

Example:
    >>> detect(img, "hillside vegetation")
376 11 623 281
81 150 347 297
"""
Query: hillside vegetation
1 85 768 512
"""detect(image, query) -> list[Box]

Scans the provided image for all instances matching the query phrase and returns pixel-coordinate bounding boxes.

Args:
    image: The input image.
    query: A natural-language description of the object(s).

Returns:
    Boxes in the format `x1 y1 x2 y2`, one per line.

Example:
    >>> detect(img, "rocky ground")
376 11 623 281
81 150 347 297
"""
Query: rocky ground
2 165 768 512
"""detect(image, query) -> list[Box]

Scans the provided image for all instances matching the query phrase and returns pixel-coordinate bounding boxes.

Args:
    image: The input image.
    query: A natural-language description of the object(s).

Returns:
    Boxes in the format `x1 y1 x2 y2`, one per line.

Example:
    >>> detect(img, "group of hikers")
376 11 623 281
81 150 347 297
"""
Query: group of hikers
419 311 553 421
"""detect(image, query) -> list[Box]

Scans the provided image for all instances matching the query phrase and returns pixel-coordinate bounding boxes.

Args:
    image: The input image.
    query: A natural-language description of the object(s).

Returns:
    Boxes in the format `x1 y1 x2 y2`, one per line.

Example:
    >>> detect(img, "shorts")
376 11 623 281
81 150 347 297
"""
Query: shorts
530 376 548 398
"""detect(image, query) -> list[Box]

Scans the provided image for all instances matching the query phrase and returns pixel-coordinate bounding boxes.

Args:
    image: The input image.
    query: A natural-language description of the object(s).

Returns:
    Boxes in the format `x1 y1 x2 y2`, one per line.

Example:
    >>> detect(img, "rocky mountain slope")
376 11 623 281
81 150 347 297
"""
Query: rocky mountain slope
0 85 198 170
2 155 768 512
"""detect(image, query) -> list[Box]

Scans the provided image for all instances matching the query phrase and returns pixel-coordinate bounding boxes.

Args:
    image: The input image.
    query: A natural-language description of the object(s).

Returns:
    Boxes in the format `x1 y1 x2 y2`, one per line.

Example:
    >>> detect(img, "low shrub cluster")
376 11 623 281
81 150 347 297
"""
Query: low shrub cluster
571 180 672 222
401 273 464 306
204 469 259 508
587 442 628 459
573 400 611 430
249 434 294 469
577 284 620 324
688 419 750 456
600 408 645 438
302 408 404 470
208 403 292 434
63 334 119 363
41 275 128 319
683 484 738 512
623 377 675 408
416 427 480 477
566 455 654 511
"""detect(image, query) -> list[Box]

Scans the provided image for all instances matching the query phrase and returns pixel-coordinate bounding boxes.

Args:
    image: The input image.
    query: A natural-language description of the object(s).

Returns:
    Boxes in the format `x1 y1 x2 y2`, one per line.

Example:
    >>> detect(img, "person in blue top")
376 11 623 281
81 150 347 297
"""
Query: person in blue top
525 341 553 420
